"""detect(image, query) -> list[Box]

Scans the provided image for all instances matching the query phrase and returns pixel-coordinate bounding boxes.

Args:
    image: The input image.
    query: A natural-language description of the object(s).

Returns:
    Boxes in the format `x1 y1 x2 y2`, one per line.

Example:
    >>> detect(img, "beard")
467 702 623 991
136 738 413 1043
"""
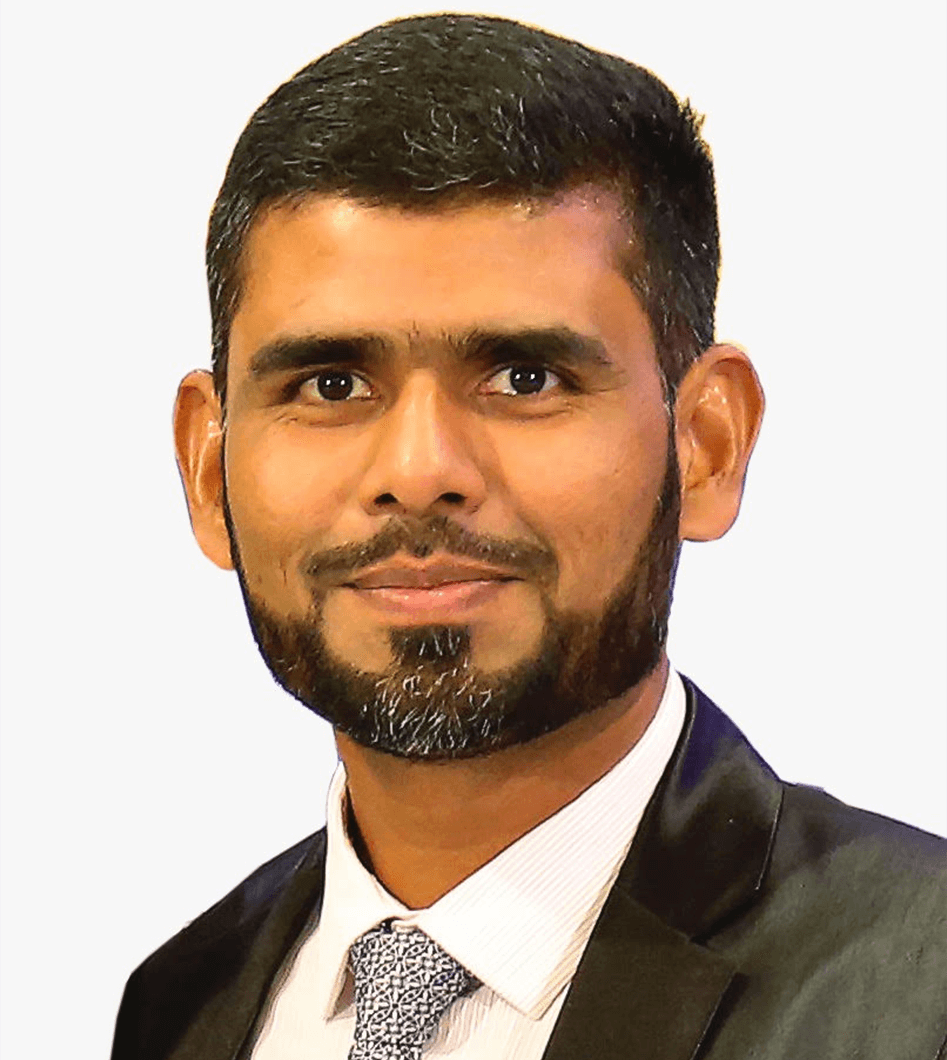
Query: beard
224 438 681 762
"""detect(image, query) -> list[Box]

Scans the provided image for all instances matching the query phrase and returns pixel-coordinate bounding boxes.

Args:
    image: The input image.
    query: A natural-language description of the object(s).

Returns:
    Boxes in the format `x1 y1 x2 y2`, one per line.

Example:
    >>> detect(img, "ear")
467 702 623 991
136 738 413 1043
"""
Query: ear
674 344 764 542
172 370 234 570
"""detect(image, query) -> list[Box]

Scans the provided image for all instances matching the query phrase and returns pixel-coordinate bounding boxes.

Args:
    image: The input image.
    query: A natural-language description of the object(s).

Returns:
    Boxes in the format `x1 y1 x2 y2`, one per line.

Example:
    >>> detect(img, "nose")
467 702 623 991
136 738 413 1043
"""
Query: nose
358 371 488 519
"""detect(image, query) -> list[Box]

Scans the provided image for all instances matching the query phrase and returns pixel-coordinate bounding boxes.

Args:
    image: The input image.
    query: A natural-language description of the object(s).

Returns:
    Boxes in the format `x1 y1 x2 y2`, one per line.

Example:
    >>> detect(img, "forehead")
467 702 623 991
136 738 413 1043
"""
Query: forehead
228 190 650 375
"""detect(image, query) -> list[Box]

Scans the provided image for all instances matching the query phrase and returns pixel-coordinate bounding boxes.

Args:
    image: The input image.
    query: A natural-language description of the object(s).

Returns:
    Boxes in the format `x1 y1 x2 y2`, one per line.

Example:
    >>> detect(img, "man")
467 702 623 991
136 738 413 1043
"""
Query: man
111 14 946 1060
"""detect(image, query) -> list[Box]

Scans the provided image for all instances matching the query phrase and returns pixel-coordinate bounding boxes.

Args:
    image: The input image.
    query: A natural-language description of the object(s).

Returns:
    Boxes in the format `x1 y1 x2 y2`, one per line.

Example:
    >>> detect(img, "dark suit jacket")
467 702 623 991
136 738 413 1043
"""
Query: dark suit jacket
111 678 947 1059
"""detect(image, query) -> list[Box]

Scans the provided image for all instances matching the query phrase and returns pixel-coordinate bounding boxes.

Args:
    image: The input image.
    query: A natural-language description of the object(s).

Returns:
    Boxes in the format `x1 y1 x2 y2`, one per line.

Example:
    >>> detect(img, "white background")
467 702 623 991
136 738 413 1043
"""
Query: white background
1 2 944 1057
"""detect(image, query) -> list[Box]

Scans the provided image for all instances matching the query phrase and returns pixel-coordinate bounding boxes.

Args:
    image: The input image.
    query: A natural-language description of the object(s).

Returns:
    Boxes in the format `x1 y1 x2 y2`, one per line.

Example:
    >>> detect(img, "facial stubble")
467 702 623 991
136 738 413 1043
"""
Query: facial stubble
224 440 681 761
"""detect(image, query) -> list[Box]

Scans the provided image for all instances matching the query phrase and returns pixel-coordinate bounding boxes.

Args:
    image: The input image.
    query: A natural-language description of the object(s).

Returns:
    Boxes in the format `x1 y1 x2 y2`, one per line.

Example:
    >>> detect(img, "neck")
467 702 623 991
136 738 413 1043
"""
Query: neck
335 655 669 909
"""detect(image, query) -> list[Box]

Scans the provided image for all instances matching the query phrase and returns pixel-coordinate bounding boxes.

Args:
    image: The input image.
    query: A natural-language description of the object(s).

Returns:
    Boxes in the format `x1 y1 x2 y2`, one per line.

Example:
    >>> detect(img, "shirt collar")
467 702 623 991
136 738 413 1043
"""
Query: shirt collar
315 669 686 1021
312 771 410 1020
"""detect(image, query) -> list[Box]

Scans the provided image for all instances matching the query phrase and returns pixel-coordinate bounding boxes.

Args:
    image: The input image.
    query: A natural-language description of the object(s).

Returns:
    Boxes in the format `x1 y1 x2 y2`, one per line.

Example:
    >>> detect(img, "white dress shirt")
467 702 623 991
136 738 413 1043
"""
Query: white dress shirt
251 670 687 1060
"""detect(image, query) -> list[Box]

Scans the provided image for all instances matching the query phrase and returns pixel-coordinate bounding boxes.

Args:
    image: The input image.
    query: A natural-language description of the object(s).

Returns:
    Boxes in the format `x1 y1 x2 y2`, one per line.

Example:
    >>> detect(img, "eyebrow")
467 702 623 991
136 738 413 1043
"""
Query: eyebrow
246 326 616 380
248 334 385 378
460 327 615 371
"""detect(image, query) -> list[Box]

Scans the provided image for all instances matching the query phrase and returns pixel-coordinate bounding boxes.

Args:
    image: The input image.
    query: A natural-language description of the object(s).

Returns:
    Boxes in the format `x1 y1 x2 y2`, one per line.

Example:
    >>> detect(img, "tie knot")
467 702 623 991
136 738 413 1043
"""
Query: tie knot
348 921 478 1059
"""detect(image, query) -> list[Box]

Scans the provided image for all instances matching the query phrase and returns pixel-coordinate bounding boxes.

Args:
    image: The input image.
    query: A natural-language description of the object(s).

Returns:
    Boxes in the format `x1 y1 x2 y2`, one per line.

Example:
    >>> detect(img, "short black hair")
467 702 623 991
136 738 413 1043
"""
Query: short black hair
207 14 719 405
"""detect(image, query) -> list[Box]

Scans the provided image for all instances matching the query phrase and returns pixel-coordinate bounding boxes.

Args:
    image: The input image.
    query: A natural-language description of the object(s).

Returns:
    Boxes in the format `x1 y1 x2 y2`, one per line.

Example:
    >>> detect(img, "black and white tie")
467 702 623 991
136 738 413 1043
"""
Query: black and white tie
347 921 479 1059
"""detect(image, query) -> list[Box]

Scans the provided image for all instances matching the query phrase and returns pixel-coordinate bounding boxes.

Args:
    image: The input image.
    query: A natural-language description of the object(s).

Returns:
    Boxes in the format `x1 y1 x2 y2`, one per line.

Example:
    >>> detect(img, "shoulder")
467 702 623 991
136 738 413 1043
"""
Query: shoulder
679 675 945 895
139 830 325 972
663 681 947 1055
776 779 945 873
111 830 326 1060
706 765 946 1056
765 780 946 940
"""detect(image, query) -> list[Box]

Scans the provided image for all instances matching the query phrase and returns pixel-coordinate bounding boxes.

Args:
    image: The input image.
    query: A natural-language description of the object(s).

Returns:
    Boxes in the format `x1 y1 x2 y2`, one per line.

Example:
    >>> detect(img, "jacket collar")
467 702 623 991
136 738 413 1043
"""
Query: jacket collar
540 676 783 1060
619 676 783 938
162 833 329 1060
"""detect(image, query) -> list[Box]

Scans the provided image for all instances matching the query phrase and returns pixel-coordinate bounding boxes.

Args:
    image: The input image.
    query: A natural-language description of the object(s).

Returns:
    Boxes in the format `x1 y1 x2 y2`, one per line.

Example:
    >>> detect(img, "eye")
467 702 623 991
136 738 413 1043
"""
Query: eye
481 365 560 397
298 370 374 402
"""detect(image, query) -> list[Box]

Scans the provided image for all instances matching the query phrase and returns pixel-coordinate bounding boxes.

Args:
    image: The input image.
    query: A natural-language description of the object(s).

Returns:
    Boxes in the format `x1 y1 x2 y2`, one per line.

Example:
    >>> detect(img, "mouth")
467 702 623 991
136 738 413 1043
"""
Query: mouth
342 558 521 619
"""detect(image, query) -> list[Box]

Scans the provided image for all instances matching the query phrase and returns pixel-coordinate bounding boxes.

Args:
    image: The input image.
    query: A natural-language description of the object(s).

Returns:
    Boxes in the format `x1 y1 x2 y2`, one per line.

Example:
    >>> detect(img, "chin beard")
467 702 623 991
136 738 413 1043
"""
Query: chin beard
225 444 681 761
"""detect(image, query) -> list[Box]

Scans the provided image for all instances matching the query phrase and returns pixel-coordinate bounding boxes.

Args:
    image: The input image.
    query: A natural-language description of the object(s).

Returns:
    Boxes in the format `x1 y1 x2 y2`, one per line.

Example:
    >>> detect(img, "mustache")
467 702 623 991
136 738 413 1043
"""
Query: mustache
302 515 558 584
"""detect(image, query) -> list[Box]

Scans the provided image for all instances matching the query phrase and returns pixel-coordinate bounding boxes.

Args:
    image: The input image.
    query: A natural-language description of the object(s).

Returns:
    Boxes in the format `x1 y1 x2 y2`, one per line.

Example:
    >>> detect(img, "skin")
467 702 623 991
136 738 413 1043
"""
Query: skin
174 188 764 908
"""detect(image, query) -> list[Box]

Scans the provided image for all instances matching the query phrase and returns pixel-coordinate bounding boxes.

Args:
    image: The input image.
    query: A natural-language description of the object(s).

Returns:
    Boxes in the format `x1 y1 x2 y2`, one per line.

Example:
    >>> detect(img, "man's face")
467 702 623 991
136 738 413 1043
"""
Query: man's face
220 190 680 758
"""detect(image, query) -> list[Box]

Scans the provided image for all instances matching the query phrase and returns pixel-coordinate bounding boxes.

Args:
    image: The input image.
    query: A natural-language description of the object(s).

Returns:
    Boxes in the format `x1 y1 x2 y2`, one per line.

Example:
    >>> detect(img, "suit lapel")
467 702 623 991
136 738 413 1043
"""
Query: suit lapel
542 678 782 1060
165 833 328 1060
541 887 735 1060
621 678 783 938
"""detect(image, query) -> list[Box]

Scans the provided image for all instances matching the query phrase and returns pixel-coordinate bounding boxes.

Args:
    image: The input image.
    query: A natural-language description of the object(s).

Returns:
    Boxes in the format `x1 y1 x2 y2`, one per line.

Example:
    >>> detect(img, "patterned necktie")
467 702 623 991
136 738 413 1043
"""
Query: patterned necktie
347 920 479 1059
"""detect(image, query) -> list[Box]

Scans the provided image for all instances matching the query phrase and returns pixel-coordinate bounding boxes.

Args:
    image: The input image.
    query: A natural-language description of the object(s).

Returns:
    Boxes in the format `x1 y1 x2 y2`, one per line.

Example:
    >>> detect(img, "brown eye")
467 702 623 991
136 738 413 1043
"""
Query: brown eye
482 365 559 396
299 371 373 402
508 366 547 394
317 371 354 400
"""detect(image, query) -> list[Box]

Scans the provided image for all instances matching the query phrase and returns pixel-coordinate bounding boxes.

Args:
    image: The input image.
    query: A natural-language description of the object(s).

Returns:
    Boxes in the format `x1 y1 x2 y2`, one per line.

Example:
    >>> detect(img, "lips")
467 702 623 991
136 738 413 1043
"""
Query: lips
346 559 518 590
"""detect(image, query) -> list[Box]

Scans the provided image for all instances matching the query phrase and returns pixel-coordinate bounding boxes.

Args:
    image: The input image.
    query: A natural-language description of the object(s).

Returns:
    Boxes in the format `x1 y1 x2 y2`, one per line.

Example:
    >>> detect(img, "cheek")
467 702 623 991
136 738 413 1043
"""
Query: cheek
493 411 668 607
224 427 351 595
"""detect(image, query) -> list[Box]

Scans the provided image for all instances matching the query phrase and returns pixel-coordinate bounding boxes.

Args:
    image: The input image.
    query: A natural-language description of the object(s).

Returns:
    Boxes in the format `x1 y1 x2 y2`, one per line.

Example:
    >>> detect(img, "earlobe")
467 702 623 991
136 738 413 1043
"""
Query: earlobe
675 344 764 542
172 370 235 570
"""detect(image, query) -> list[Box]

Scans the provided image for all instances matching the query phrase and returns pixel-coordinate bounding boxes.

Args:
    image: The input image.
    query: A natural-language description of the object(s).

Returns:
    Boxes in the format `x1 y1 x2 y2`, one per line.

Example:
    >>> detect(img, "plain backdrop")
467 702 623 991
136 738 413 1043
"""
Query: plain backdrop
1 2 944 1057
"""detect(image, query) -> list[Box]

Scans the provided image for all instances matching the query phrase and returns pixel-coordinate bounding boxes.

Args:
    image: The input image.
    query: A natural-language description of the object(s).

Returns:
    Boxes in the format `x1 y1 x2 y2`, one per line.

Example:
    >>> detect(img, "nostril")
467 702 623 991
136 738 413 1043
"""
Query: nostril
370 490 469 511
